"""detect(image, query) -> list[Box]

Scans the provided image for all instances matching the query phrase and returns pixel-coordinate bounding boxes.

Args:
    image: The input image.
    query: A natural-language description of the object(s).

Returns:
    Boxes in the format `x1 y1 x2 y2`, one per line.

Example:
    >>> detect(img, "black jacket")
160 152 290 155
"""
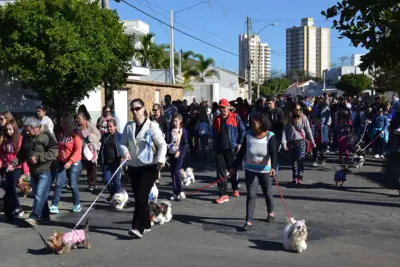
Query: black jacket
264 107 284 143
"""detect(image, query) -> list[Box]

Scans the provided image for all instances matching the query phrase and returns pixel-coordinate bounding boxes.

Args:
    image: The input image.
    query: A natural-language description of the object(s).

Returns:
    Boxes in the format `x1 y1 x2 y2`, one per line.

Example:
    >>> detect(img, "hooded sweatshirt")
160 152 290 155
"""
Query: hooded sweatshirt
0 135 29 175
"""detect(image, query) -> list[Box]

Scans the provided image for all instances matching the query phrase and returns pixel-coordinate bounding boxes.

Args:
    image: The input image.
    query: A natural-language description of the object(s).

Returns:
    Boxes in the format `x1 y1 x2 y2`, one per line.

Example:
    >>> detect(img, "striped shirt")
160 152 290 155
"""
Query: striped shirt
232 130 277 174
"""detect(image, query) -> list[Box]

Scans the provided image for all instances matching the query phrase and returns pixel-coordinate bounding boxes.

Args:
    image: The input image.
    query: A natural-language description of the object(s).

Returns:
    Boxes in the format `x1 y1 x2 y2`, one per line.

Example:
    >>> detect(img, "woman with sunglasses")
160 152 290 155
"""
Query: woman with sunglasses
282 102 315 184
121 99 167 239
150 104 168 136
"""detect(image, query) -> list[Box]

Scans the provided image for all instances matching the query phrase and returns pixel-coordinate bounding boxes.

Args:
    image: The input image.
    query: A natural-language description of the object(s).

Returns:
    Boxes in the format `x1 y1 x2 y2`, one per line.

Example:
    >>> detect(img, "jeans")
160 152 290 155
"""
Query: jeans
30 172 52 220
103 161 121 196
52 161 82 206
245 170 274 222
3 168 22 218
374 136 386 155
289 140 306 180
199 135 209 150
128 164 158 231
170 155 184 195
216 150 239 195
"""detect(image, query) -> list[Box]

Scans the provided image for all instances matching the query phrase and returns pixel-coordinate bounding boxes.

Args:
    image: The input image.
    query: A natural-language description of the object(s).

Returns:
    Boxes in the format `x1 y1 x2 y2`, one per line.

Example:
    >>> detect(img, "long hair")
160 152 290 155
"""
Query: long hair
1 111 14 124
60 112 78 137
4 120 21 153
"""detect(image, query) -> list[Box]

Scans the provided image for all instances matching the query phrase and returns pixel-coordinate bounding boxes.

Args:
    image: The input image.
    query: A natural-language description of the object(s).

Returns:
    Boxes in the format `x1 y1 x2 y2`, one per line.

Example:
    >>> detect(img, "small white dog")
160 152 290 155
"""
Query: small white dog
148 183 159 203
112 189 129 210
181 167 195 186
149 200 172 226
282 217 308 253
353 145 365 168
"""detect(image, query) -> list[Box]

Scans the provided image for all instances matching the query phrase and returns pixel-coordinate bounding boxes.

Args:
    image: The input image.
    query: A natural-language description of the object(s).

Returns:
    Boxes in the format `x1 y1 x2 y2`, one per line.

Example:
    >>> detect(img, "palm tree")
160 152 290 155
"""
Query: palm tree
185 53 220 82
134 33 169 69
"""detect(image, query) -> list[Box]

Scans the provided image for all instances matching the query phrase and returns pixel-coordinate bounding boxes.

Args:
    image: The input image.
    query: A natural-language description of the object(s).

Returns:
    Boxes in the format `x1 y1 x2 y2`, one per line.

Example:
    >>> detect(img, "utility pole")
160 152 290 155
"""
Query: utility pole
178 49 182 81
257 41 261 98
170 10 176 84
246 17 252 102
101 0 114 110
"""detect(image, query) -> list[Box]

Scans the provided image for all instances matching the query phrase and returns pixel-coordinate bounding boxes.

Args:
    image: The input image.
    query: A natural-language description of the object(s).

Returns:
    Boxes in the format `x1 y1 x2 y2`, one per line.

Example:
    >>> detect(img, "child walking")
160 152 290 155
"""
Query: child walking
167 114 188 201
334 117 351 163
312 117 329 166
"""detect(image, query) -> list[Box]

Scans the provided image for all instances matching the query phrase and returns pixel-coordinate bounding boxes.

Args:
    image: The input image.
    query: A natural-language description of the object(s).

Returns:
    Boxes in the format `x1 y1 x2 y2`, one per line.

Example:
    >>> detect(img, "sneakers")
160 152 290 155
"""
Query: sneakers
88 185 97 192
216 195 229 204
170 192 186 201
49 205 59 214
12 209 24 218
72 204 81 213
179 192 186 200
106 196 113 202
374 154 380 159
266 213 275 222
312 162 318 167
233 190 240 197
25 218 37 227
128 229 143 238
241 222 252 231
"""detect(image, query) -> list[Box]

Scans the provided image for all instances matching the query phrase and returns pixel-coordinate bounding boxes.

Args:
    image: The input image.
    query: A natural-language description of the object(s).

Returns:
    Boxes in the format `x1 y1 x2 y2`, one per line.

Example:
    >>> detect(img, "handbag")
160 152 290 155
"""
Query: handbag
292 121 312 154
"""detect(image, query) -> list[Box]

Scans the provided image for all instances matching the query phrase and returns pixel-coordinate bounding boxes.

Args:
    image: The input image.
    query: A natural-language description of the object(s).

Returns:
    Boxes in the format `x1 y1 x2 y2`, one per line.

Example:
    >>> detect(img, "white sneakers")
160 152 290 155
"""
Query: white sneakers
170 192 186 201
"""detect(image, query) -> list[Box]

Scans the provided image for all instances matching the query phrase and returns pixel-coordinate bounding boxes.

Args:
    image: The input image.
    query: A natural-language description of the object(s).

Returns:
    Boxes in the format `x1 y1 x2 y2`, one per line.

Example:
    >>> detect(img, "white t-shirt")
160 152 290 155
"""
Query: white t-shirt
41 116 54 134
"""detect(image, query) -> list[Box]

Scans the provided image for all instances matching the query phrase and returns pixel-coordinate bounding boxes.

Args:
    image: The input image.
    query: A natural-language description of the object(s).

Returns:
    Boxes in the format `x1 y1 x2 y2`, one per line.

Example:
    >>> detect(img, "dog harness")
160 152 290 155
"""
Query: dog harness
62 230 85 244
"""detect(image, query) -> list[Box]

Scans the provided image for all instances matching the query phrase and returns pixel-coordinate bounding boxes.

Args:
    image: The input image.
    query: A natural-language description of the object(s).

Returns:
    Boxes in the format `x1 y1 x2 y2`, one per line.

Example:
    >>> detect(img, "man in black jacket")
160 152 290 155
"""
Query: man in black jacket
265 96 284 150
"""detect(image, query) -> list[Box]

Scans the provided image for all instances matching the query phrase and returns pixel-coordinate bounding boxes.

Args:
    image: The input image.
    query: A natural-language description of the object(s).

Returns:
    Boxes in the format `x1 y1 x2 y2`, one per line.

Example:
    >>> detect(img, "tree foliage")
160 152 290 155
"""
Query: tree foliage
336 74 372 96
184 53 220 82
322 1 400 71
371 64 400 93
0 0 134 113
134 33 169 69
285 69 322 84
257 78 291 96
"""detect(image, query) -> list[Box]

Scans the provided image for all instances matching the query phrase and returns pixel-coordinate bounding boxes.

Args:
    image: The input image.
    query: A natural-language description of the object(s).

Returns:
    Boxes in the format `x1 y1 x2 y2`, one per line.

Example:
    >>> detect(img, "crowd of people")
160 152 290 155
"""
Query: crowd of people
0 92 399 238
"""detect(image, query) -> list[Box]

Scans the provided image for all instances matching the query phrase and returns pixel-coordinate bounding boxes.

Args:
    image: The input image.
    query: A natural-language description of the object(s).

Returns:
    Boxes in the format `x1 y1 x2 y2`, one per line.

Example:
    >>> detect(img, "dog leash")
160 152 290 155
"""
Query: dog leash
187 174 230 196
72 159 128 230
272 174 293 225
354 120 370 147
360 133 382 152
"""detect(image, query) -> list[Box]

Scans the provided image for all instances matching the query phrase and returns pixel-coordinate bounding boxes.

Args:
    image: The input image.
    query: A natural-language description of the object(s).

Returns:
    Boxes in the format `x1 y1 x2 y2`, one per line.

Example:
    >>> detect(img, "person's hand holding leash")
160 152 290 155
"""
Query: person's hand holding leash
270 168 276 177
122 152 131 161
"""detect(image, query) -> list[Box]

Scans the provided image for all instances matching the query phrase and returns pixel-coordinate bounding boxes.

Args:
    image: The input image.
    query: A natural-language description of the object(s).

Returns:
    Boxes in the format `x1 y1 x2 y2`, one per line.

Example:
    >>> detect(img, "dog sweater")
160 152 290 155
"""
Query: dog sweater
63 230 85 244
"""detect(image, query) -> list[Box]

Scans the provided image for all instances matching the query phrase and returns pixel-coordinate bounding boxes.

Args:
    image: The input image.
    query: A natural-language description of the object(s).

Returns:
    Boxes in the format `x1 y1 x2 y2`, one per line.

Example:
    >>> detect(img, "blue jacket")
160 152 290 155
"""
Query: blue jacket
212 112 246 152
98 132 124 165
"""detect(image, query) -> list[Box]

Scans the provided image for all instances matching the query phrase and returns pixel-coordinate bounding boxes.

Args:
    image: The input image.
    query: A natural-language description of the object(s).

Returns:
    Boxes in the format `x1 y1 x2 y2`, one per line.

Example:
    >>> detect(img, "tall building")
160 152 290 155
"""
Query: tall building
286 18 330 77
239 34 271 85
351 54 365 67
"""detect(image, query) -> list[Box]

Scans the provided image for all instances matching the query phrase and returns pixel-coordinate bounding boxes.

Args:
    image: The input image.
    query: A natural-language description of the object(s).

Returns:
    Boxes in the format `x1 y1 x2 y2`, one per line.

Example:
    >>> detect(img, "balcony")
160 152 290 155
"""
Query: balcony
122 20 150 36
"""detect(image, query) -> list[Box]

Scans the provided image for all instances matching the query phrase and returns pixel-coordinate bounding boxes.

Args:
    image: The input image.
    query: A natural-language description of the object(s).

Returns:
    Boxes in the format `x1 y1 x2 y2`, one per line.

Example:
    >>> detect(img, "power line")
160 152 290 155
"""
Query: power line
117 0 239 56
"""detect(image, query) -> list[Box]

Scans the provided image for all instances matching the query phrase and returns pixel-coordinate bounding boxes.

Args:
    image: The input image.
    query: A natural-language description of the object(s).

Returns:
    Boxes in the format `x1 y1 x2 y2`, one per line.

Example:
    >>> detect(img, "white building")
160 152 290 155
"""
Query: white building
0 0 14 6
239 34 271 84
351 54 365 67
286 18 330 77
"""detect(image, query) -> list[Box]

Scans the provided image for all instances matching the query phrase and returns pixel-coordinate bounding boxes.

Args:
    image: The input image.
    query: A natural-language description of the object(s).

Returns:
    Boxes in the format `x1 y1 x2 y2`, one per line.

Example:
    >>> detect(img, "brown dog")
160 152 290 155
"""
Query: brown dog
47 218 91 254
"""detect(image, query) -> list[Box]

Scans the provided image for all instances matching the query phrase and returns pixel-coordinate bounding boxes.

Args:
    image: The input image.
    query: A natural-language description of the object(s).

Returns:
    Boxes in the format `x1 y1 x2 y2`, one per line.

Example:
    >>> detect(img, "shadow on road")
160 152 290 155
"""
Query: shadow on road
248 239 283 251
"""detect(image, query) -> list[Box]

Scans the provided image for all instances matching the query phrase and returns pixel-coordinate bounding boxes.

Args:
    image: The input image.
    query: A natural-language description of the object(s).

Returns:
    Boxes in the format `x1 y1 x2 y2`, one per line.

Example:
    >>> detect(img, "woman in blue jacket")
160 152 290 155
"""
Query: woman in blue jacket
370 107 389 159
99 119 124 200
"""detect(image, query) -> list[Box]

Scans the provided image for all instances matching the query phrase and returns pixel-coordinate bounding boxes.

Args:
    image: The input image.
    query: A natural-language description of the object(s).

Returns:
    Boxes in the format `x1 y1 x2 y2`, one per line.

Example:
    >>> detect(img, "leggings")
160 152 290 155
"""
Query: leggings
245 170 274 222
289 140 306 180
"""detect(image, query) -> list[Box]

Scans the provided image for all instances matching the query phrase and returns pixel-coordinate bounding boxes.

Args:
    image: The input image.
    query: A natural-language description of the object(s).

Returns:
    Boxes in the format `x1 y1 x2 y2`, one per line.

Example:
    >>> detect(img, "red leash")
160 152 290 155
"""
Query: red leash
187 174 229 196
272 174 293 224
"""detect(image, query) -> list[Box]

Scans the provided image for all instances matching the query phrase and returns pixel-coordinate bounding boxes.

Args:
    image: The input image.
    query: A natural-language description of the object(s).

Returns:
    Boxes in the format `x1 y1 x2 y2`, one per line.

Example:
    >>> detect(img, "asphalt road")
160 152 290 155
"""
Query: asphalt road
0 151 399 267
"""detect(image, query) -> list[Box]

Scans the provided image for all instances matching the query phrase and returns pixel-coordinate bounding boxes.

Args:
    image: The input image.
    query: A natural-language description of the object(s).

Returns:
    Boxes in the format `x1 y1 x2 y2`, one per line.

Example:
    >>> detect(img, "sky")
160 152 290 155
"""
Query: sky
111 0 367 73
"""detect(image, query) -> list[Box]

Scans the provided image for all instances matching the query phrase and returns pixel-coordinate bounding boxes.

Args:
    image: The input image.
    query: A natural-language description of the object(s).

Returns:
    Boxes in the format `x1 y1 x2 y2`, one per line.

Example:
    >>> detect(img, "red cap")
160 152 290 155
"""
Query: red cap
219 98 229 107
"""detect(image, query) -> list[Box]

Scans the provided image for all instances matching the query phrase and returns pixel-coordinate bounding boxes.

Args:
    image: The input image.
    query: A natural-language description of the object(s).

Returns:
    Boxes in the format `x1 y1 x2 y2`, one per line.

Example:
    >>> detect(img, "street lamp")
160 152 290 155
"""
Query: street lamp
255 23 278 98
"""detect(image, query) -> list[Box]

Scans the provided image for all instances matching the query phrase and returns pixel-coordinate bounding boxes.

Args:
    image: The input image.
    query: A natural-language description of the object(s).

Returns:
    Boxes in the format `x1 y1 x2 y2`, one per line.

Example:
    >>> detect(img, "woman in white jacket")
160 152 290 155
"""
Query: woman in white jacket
121 99 167 238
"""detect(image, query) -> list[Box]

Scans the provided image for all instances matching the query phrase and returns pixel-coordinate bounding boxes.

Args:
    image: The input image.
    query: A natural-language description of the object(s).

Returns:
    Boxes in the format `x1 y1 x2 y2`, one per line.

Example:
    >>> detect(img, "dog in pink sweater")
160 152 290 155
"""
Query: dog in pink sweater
47 218 91 254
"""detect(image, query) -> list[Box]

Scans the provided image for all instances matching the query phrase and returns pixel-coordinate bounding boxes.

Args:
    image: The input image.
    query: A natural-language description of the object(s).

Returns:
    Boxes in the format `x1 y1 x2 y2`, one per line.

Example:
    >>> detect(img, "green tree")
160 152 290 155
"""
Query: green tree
185 53 220 82
258 78 291 96
336 74 372 96
322 1 400 71
134 33 170 69
285 69 322 83
371 64 400 93
0 0 134 114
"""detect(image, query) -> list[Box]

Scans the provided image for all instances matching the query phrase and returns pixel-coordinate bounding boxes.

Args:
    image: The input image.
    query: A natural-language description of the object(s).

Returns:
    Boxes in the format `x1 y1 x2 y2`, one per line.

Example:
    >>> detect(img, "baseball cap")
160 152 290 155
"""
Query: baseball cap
219 98 229 107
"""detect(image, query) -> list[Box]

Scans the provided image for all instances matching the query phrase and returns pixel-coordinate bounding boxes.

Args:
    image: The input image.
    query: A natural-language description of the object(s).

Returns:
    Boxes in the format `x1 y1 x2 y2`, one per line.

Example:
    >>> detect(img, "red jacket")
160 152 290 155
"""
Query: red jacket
58 133 83 164
0 135 29 175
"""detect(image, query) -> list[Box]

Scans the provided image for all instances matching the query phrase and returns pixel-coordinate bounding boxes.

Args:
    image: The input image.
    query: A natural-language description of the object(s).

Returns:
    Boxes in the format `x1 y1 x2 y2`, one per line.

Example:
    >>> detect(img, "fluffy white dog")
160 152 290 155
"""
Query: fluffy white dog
181 167 195 186
112 189 129 210
282 218 308 253
148 183 159 203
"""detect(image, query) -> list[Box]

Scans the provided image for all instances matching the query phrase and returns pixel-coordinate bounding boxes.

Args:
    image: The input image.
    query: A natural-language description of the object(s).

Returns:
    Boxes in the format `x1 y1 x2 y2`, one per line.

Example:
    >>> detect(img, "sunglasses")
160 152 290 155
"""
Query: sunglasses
131 106 143 112
152 109 159 112
105 110 111 113
219 106 226 109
